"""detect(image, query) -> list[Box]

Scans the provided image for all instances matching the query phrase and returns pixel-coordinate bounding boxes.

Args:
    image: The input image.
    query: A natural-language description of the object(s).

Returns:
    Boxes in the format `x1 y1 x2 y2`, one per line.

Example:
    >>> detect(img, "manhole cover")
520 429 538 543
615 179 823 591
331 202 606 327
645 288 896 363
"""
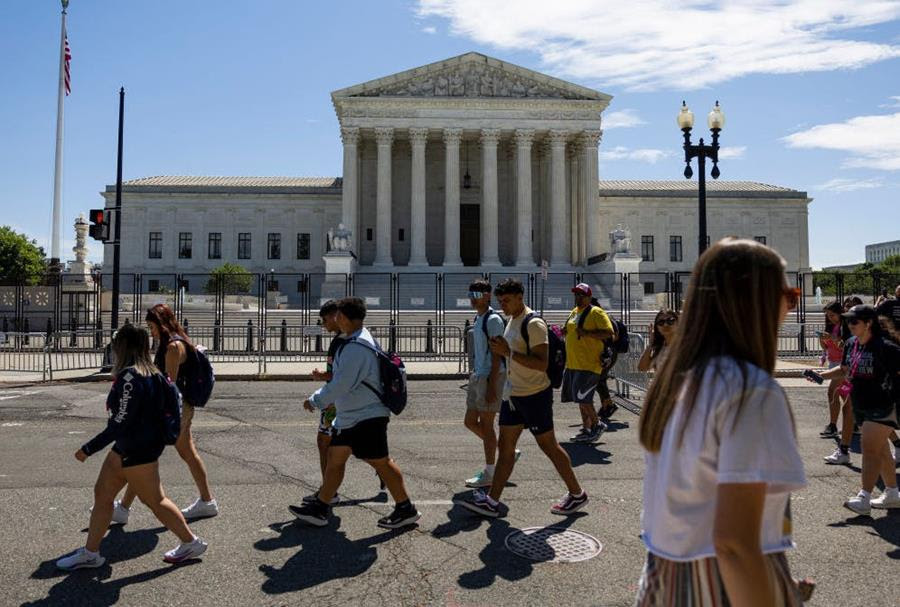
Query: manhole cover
504 527 602 563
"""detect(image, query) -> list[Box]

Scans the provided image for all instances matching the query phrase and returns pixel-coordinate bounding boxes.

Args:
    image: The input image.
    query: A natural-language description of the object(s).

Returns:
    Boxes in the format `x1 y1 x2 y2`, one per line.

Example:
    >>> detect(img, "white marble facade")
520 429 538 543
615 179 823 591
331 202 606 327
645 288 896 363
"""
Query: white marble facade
102 52 812 275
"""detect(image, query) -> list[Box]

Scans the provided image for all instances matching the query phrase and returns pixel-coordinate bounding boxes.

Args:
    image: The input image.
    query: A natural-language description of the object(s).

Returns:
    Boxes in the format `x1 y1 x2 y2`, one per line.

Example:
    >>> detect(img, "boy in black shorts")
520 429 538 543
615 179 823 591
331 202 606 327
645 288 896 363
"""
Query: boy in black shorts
457 279 587 518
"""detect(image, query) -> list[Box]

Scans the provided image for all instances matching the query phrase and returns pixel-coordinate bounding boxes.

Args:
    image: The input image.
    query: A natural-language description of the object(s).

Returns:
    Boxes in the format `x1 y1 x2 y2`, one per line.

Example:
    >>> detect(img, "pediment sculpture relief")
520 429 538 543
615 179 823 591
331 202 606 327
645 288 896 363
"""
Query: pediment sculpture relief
355 64 586 100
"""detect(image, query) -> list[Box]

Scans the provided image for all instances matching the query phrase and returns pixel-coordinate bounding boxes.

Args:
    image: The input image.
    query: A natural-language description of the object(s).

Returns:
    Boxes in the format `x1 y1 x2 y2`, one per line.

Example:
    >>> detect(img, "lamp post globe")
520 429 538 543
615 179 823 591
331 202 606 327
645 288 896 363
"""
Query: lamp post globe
707 100 725 131
677 101 695 130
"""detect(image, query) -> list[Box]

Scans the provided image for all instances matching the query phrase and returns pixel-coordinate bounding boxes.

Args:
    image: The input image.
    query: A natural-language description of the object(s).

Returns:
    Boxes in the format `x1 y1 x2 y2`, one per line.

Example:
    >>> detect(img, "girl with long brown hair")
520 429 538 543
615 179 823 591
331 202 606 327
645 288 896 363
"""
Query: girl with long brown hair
635 239 806 607
637 309 678 373
56 324 207 570
112 304 218 524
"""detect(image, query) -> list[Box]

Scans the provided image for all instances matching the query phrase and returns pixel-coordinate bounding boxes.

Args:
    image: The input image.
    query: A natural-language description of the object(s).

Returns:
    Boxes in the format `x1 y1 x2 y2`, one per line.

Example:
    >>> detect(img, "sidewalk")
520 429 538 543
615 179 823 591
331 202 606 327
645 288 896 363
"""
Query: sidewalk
0 358 817 384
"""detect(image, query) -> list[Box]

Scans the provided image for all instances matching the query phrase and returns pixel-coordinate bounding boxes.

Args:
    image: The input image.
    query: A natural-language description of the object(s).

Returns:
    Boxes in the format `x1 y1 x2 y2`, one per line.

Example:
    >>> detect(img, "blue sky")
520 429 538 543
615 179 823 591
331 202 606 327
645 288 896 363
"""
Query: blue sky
2 0 899 267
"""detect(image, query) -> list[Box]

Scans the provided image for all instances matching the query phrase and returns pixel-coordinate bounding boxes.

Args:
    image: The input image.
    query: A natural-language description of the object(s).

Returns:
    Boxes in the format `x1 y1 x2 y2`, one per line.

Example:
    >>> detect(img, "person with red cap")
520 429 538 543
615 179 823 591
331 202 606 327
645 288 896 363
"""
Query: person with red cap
561 283 615 442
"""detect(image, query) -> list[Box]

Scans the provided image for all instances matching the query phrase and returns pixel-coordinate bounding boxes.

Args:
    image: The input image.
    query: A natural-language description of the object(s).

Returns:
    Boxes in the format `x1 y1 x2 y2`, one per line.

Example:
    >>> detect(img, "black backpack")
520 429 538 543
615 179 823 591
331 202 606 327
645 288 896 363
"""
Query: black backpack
521 313 566 389
341 338 408 415
576 300 630 355
155 373 183 445
169 335 216 406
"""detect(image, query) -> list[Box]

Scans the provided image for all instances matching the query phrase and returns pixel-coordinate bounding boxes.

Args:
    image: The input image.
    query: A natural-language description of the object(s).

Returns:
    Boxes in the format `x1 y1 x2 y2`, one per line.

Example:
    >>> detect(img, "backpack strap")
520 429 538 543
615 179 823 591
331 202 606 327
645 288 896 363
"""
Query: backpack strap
338 337 384 398
520 312 536 356
576 304 594 333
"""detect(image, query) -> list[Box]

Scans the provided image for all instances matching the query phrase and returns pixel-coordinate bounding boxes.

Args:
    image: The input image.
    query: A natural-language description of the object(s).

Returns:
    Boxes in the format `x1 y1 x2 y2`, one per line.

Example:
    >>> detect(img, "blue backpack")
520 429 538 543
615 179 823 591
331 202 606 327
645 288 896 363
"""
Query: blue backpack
155 373 183 445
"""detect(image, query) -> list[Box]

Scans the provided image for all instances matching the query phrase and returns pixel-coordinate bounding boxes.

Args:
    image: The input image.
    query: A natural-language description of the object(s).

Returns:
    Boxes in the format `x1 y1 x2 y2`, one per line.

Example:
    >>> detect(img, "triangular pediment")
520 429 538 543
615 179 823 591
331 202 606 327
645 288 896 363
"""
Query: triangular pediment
331 52 610 101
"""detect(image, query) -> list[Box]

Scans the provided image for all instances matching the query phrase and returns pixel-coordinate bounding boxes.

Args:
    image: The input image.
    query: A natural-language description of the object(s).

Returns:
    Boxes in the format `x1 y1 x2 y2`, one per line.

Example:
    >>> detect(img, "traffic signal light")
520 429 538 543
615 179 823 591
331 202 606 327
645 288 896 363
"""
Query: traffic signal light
88 208 110 241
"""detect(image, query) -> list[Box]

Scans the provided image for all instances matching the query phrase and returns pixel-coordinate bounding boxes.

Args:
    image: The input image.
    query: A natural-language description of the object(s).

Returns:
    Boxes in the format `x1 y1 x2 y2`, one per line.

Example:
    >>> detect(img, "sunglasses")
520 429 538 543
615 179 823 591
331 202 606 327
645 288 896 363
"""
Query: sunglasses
656 317 677 326
468 291 489 299
847 318 864 326
783 287 801 311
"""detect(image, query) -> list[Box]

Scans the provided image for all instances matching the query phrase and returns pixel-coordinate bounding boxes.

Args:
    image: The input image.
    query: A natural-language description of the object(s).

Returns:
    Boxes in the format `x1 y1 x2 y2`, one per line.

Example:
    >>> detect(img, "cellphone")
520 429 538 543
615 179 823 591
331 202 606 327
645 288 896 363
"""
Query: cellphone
803 369 825 385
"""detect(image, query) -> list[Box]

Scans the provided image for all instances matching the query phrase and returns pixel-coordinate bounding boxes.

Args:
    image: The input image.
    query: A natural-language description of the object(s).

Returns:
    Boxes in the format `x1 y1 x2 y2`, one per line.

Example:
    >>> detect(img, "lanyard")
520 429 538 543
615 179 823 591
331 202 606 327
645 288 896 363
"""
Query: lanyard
847 340 864 379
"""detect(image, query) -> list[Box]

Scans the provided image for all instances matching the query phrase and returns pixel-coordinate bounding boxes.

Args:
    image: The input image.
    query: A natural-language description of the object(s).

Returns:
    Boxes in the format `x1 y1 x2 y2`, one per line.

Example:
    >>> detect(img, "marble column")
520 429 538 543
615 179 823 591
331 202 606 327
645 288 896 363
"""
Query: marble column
340 126 359 253
443 128 463 267
480 128 501 266
580 129 602 263
568 141 582 265
408 127 428 266
549 130 568 265
515 129 535 267
374 127 394 266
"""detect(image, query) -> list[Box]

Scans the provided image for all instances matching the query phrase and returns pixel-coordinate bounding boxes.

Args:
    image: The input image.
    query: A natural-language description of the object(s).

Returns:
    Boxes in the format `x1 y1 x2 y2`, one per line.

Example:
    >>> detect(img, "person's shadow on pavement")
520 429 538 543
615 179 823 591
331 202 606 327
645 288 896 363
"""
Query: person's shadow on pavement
829 510 900 559
561 442 613 467
25 526 193 607
256 515 414 594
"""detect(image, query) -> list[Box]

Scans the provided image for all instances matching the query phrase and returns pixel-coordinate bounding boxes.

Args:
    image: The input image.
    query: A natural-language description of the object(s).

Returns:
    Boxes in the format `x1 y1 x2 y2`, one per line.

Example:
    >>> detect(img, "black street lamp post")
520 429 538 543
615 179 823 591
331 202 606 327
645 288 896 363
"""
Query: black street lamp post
678 100 725 256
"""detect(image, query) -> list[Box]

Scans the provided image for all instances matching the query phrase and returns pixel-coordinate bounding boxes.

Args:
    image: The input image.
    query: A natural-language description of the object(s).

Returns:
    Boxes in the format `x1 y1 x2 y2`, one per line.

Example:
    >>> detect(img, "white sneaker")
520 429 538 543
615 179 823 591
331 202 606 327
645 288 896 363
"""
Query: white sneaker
823 448 850 465
843 493 871 516
465 469 493 488
56 547 105 571
871 490 900 509
89 500 130 525
181 498 219 520
514 449 522 462
163 537 208 564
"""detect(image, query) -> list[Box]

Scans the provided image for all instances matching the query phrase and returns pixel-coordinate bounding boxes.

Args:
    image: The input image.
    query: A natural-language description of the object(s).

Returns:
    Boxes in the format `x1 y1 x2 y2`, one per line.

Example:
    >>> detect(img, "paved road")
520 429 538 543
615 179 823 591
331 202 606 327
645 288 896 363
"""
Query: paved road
1 380 897 607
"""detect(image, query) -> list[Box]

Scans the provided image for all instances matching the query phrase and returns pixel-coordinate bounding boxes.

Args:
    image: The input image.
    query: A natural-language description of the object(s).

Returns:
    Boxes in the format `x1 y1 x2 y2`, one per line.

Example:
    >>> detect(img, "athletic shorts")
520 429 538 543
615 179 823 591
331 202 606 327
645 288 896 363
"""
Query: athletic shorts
500 386 554 436
112 444 165 468
330 416 390 460
318 406 337 435
560 369 602 404
853 403 899 429
466 373 505 413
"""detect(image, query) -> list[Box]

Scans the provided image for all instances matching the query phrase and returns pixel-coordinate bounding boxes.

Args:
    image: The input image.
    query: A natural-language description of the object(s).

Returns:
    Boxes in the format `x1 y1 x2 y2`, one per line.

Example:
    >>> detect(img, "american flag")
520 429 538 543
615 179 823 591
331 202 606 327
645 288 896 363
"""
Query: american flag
63 29 71 96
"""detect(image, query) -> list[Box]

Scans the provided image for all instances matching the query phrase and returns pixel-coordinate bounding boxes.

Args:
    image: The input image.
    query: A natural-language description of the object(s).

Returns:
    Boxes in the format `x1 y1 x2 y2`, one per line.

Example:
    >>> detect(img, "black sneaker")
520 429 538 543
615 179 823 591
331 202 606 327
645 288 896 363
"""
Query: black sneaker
289 500 329 527
599 402 618 421
585 421 607 442
551 491 589 515
455 490 501 518
819 424 838 438
377 504 421 529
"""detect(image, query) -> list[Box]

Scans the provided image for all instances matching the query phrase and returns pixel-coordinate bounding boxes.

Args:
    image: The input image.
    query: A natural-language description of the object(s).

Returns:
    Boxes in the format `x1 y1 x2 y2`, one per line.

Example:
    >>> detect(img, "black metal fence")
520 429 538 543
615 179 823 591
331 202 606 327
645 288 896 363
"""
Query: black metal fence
1 271 897 336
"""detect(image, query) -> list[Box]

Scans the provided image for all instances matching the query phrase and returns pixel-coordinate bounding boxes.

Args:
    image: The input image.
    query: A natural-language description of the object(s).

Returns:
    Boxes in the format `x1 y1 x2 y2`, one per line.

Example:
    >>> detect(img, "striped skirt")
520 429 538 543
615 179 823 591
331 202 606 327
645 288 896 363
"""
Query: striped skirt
634 551 805 607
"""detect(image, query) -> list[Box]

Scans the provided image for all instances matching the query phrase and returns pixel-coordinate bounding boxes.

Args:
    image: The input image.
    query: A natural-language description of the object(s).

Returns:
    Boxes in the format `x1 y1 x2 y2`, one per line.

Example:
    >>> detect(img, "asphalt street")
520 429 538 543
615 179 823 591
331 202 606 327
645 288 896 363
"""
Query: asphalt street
1 379 898 607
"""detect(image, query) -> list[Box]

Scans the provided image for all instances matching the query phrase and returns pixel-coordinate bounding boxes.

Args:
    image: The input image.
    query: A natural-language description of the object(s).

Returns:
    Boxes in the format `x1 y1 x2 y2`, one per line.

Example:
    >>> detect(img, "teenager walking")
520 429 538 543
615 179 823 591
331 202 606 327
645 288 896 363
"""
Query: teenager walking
635 238 807 606
561 283 614 443
637 309 678 373
291 297 420 529
814 304 900 514
458 278 587 518
56 325 207 570
818 301 848 440
463 280 506 488
114 304 217 523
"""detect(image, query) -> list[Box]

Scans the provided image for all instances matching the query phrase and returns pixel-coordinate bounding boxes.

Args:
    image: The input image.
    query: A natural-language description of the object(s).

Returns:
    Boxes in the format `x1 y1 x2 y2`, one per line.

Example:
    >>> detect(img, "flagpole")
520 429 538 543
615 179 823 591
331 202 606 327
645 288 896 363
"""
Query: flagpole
50 0 69 271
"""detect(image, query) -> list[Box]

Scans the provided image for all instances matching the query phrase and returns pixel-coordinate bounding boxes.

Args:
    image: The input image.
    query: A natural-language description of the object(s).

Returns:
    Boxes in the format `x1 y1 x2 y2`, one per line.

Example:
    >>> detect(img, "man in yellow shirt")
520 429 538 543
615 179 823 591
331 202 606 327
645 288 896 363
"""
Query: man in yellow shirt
561 283 614 443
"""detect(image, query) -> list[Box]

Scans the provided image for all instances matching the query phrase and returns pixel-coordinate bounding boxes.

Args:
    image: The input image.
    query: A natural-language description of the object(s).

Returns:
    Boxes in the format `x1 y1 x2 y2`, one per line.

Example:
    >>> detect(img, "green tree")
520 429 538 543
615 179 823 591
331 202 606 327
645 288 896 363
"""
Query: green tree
205 263 253 294
0 226 48 284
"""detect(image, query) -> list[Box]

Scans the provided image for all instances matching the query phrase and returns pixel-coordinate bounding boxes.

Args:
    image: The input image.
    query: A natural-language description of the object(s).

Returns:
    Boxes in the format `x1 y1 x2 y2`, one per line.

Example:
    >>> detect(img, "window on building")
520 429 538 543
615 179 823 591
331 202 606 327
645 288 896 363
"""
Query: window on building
670 236 683 262
641 235 654 262
268 279 279 292
297 279 307 293
268 233 282 260
148 232 162 259
297 233 310 260
148 279 160 292
754 236 767 245
644 282 655 295
238 233 251 259
178 233 192 259
208 233 222 260
398 228 405 242
366 228 373 241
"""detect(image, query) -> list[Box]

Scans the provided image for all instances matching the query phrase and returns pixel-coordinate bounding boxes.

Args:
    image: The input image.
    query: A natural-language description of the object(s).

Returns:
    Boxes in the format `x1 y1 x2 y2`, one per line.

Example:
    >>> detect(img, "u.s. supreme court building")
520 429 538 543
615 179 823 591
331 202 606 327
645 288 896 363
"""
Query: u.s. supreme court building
103 53 811 291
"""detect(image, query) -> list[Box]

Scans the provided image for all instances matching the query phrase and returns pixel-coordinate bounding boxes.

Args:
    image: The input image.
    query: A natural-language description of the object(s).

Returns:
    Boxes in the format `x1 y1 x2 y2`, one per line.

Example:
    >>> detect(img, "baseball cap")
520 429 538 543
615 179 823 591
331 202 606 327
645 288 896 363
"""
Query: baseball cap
571 283 592 296
842 304 877 321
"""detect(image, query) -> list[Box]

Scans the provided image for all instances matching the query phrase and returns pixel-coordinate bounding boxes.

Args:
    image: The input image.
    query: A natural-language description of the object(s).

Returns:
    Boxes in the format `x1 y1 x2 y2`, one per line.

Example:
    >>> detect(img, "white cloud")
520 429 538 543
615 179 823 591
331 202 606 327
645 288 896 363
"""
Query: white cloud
602 109 646 129
422 26 437 34
879 95 900 108
416 1 900 91
814 177 885 192
717 146 747 160
783 111 900 170
599 146 672 164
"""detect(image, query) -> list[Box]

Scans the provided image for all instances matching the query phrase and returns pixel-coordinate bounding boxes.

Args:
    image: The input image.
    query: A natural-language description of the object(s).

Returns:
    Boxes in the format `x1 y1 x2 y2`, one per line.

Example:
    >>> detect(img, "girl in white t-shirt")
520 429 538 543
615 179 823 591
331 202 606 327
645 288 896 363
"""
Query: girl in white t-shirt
635 238 808 607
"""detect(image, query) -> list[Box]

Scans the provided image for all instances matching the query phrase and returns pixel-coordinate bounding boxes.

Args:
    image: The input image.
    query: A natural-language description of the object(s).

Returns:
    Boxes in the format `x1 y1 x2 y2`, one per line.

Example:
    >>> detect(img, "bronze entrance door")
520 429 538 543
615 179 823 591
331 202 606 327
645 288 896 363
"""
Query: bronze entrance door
460 204 481 266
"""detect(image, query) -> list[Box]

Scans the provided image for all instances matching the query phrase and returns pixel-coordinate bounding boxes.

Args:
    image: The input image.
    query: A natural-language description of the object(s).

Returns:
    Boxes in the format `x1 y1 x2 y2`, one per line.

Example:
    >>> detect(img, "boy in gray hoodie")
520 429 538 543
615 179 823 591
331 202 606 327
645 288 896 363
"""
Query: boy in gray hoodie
290 297 420 529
